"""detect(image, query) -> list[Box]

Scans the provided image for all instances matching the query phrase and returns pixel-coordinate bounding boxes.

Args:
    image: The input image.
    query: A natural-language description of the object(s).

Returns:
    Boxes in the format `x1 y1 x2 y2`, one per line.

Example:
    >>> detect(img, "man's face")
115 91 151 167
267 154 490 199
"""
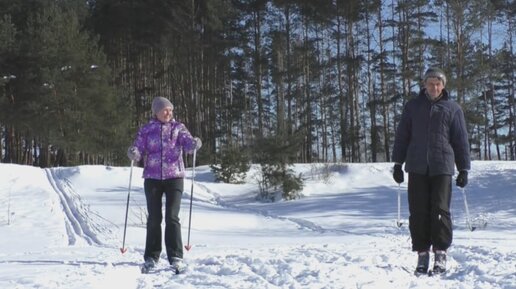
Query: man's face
424 77 445 100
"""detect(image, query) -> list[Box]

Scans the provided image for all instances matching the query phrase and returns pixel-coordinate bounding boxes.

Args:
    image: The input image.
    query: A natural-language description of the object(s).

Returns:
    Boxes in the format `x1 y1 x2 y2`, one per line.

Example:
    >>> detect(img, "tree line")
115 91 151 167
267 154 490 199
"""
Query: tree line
0 0 514 168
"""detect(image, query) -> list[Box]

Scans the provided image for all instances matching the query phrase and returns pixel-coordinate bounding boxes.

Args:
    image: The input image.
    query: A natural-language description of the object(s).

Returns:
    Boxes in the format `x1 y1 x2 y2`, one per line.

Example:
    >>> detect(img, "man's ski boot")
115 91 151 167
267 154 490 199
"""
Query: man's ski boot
430 250 447 275
170 257 187 274
141 258 157 274
414 251 429 276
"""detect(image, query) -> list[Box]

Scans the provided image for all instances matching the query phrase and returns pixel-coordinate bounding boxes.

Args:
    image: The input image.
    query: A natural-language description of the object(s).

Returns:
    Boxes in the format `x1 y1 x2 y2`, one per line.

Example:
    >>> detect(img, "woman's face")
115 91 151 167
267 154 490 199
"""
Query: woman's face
156 106 173 122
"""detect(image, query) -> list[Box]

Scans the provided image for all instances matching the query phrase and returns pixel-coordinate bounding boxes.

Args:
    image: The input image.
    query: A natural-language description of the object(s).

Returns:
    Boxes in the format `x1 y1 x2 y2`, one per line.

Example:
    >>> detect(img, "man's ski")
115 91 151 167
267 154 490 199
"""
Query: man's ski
427 268 447 277
414 270 427 277
172 266 187 274
397 265 447 278
140 262 187 274
400 266 428 277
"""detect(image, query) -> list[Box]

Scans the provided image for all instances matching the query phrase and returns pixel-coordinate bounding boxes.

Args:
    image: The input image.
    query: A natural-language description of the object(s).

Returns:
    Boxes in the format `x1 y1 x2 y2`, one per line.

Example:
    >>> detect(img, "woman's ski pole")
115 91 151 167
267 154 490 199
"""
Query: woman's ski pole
120 160 134 254
184 149 197 251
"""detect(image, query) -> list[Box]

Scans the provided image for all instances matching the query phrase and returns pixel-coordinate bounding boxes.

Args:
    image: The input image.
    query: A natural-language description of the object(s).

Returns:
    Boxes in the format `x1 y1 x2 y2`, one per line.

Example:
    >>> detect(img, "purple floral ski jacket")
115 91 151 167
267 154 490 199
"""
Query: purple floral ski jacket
131 118 197 180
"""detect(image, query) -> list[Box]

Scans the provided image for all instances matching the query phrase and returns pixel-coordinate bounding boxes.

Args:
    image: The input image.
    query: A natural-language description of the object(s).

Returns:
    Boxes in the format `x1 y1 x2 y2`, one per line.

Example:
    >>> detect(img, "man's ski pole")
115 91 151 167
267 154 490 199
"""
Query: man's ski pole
184 149 197 251
396 184 403 227
120 160 134 254
460 187 476 232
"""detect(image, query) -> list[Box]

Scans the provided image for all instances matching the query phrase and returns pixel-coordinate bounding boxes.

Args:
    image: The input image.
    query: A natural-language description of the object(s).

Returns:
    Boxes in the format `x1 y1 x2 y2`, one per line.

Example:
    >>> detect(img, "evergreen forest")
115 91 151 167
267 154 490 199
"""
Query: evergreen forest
0 0 514 168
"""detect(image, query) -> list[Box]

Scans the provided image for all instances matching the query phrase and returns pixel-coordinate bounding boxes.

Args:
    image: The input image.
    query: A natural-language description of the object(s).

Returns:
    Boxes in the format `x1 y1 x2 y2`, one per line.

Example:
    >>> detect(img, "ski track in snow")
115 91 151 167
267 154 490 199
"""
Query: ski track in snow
44 168 104 246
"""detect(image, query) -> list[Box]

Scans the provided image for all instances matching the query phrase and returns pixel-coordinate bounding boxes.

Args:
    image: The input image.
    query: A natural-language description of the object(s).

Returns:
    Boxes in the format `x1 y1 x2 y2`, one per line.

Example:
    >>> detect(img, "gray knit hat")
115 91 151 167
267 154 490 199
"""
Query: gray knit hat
424 67 447 86
151 97 174 115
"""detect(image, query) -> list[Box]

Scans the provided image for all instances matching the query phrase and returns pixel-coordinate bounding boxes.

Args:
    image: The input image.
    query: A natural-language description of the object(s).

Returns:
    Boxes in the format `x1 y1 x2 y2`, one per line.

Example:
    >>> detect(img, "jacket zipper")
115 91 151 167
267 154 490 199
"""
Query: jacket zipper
427 102 433 168
160 123 163 180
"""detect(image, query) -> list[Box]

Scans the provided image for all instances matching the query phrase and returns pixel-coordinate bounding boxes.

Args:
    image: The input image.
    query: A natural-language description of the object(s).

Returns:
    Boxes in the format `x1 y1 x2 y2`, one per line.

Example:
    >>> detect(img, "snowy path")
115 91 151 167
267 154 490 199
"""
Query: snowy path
194 182 329 234
0 162 514 289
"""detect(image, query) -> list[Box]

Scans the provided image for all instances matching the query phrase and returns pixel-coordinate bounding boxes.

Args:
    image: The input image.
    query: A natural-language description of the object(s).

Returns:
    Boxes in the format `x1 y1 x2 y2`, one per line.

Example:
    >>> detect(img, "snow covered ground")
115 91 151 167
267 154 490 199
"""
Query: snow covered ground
0 161 514 289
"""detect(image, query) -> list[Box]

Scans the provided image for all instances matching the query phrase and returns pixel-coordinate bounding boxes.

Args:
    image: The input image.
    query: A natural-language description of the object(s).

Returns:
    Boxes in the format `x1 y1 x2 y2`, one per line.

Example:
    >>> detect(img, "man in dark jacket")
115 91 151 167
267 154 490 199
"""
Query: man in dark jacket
392 67 470 275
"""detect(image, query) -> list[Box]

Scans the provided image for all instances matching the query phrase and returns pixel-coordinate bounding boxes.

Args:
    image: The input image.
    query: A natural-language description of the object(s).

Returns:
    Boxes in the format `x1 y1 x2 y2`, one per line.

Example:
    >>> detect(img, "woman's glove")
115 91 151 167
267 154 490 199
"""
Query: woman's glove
127 146 141 161
194 137 202 150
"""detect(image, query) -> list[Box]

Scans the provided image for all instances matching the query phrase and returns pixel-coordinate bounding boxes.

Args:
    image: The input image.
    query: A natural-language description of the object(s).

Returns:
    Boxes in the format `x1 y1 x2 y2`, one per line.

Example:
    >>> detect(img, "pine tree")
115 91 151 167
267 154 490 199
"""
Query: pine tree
0 2 127 166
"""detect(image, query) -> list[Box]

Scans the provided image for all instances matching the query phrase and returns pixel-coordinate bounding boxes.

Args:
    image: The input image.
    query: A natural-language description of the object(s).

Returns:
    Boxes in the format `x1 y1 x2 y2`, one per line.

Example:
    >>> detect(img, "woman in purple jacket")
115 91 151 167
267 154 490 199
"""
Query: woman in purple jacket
127 96 201 272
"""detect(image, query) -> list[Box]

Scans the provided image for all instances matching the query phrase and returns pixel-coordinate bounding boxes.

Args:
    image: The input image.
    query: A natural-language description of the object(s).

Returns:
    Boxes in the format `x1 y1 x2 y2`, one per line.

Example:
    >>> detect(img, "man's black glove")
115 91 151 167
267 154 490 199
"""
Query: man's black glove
393 164 404 184
456 170 468 187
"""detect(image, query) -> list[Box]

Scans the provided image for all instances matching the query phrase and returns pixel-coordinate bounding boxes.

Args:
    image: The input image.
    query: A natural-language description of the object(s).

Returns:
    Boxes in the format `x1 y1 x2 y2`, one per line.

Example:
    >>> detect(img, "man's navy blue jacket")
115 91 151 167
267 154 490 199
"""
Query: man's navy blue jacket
392 89 471 176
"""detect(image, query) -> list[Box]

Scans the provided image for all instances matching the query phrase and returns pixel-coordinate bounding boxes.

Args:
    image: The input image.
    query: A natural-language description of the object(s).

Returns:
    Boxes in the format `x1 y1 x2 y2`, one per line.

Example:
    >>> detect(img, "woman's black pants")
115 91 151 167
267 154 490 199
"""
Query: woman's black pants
143 178 183 264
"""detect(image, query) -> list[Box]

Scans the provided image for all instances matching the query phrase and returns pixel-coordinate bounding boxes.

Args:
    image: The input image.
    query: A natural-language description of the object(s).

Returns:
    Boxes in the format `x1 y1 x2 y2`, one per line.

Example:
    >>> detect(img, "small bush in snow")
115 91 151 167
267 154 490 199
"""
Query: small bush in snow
210 147 250 184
